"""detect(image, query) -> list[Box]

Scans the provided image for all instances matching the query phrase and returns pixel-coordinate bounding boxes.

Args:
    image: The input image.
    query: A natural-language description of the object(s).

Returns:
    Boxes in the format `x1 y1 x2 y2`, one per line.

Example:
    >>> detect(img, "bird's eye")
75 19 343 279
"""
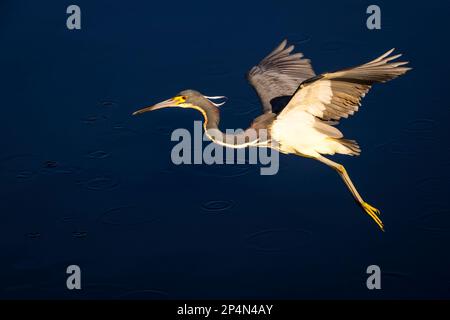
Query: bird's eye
182 96 187 100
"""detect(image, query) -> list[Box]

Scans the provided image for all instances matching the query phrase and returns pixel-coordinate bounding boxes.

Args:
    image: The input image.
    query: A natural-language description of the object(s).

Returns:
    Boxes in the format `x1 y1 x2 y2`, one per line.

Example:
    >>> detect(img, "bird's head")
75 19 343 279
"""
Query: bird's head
132 89 227 116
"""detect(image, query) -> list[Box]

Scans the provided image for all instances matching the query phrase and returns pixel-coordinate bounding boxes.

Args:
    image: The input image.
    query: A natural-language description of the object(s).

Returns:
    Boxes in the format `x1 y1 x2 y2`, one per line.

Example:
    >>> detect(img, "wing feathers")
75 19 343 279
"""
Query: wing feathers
247 40 316 113
314 119 343 138
281 49 411 121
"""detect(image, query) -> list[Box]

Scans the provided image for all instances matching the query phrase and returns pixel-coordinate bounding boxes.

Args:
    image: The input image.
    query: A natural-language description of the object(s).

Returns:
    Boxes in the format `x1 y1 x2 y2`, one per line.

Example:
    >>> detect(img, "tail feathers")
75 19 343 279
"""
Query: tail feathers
337 138 361 156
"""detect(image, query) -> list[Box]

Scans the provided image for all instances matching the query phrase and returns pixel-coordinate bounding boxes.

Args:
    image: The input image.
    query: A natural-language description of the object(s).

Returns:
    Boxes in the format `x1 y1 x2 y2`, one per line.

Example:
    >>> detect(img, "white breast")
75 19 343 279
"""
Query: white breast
271 109 349 157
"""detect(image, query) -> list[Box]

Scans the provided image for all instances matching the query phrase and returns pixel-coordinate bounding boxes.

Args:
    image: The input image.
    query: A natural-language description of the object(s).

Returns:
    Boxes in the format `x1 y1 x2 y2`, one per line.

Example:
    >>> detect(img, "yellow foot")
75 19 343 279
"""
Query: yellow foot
361 202 384 231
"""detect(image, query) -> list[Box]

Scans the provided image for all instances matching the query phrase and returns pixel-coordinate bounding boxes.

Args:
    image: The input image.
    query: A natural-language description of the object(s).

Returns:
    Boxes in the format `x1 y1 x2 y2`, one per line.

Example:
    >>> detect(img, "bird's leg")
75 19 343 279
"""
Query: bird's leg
315 155 384 231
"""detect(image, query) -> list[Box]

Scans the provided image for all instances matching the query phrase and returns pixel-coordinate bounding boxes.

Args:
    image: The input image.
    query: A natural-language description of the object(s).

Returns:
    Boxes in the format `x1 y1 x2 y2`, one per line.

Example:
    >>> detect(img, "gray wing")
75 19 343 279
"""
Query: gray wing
247 40 316 114
280 48 411 121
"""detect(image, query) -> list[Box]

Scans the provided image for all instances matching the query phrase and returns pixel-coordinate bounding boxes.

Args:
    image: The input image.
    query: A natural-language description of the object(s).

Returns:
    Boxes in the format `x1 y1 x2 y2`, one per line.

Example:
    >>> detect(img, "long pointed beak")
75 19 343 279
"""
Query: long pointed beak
132 98 178 116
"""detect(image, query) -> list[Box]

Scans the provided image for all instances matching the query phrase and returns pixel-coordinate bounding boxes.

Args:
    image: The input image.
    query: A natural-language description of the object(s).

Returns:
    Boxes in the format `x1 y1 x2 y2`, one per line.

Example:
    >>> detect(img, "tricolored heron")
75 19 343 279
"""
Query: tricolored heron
133 40 410 231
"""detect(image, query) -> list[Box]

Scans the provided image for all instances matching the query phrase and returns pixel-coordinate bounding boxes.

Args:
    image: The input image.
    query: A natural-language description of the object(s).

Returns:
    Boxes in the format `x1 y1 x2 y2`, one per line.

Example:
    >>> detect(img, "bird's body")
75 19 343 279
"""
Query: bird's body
133 40 411 231
272 109 354 157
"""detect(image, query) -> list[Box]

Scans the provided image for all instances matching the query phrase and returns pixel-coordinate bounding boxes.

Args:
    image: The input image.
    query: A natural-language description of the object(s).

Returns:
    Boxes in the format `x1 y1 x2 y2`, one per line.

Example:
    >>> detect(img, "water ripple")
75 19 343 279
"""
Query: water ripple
83 176 119 191
15 170 35 181
82 115 108 124
26 232 41 239
99 100 119 108
72 231 88 238
41 164 82 175
201 200 234 213
86 150 110 159
0 154 38 182
43 160 58 168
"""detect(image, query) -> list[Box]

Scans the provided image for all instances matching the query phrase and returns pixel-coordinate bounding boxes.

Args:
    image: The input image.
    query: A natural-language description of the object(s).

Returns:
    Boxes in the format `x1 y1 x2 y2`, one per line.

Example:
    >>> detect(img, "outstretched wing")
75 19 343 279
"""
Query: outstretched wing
279 49 411 121
247 40 316 114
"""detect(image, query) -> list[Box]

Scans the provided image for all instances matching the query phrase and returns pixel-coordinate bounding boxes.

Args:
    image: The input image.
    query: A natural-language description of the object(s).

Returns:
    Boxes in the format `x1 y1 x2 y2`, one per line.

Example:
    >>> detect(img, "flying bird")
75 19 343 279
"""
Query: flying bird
133 40 411 231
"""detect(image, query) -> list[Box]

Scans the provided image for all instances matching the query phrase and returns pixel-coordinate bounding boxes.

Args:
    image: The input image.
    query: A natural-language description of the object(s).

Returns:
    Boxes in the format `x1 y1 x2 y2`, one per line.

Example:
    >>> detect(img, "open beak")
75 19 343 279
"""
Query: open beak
132 98 180 116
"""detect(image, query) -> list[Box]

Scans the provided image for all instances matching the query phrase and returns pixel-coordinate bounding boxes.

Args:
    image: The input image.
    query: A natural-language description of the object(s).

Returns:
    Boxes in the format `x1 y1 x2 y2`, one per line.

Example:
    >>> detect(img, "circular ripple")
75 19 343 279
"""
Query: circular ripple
99 206 159 226
72 231 88 238
82 115 108 124
26 232 41 239
15 170 35 181
84 176 119 191
86 150 110 159
43 160 58 168
41 165 82 175
60 216 78 223
112 122 125 129
201 200 234 213
99 100 119 108
246 228 312 252
0 154 39 182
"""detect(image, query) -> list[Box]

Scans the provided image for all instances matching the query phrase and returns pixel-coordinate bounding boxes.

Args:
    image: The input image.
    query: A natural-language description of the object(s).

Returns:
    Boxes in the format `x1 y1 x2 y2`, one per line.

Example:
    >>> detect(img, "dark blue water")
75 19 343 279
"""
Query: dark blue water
1 0 449 299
